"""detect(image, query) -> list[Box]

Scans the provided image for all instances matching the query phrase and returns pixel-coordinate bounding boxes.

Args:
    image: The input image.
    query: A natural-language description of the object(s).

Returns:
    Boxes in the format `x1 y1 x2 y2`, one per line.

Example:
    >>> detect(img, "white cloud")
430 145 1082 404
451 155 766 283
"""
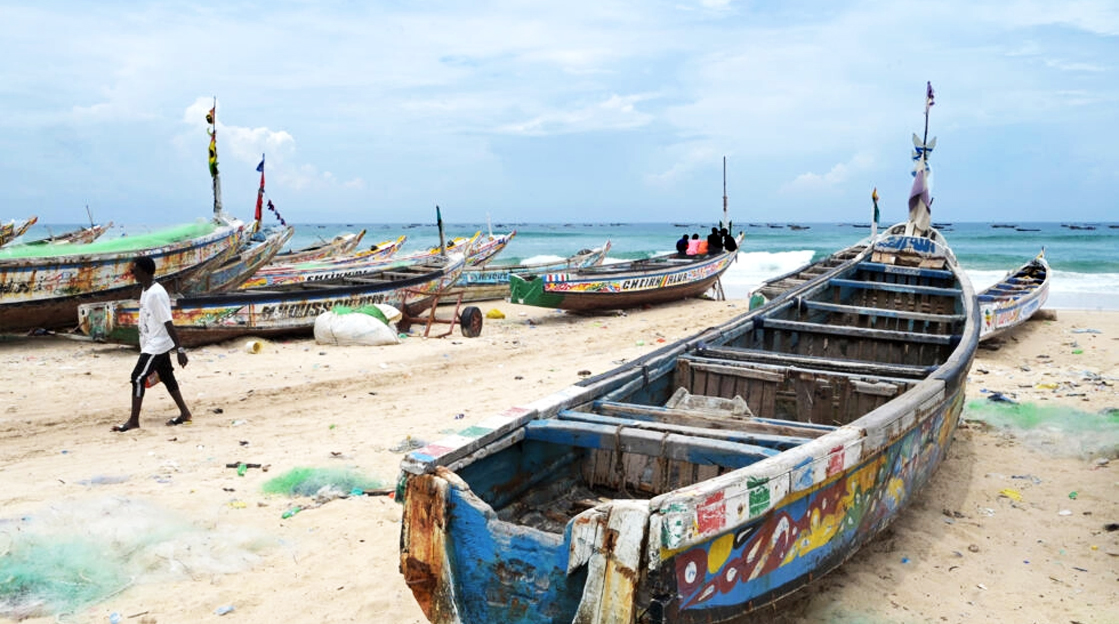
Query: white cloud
782 152 876 194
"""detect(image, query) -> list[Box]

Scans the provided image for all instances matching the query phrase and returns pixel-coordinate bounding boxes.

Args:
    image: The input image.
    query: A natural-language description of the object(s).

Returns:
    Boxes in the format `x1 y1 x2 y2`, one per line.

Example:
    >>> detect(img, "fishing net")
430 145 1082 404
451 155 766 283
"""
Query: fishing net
331 305 388 325
0 497 272 620
261 467 385 498
963 400 1119 459
0 221 221 259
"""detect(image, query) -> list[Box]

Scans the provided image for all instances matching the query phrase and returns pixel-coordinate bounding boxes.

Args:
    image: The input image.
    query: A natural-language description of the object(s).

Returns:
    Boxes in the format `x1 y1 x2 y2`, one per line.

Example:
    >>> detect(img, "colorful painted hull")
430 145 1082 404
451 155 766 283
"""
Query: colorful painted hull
237 236 428 290
977 250 1050 341
78 252 466 348
0 216 38 247
398 222 978 623
0 218 244 332
456 241 612 302
465 230 516 266
269 229 367 264
180 225 295 294
508 243 739 311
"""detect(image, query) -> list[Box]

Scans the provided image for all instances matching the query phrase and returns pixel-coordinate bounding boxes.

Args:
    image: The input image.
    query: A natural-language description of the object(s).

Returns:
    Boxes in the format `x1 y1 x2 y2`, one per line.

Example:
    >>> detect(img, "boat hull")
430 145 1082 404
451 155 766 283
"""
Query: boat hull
79 253 465 348
0 221 244 332
457 242 611 302
399 224 978 623
509 248 737 311
978 252 1050 341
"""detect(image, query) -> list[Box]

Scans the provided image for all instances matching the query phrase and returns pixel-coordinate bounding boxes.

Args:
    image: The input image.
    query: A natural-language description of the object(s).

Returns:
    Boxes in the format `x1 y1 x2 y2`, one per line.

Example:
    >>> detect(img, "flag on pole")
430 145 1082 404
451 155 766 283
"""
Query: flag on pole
925 81 935 113
254 154 266 223
207 107 219 178
871 187 880 226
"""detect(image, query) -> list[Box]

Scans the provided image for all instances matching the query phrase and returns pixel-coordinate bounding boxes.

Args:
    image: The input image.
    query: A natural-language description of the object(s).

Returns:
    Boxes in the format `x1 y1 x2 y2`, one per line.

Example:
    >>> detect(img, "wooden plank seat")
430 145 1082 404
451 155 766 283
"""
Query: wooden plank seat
795 299 965 324
829 278 962 298
522 419 779 469
755 317 958 345
556 410 816 450
856 261 955 281
590 399 835 438
694 346 936 379
345 277 393 285
678 353 922 388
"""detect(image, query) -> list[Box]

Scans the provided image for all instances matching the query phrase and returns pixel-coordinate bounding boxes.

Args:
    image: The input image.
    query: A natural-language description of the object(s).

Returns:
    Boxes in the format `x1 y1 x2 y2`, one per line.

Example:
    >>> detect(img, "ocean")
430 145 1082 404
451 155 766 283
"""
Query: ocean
18 220 1119 310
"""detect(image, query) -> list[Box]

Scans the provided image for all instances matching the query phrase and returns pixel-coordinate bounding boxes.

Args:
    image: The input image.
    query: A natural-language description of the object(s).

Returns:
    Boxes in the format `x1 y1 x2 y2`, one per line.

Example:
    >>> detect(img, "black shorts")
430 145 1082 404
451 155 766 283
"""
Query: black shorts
130 351 179 397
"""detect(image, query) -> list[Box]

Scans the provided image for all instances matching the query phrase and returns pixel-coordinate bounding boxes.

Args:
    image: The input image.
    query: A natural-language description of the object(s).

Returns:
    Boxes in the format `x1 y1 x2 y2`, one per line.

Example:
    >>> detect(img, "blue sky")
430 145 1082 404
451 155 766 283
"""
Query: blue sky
2 1 1117 225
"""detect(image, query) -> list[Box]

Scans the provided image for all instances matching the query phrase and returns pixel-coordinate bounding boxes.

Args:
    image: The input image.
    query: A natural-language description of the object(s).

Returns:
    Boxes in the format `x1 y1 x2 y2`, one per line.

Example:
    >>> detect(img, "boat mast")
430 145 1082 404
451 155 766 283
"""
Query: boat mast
208 97 223 219
722 156 728 230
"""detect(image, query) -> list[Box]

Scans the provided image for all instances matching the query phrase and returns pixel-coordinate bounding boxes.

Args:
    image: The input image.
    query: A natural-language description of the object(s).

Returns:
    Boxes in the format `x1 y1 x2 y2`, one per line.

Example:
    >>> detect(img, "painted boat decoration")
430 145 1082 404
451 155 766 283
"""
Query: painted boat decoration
78 252 466 348
270 228 368 264
397 221 977 623
236 236 422 290
465 230 516 266
0 216 38 248
0 218 244 332
456 241 612 302
17 222 114 247
507 238 741 311
977 249 1050 341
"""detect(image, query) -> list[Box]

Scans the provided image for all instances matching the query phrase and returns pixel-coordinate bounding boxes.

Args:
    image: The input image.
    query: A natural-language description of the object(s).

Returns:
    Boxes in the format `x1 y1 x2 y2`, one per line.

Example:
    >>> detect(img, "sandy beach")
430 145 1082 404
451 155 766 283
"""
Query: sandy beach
1 300 1116 624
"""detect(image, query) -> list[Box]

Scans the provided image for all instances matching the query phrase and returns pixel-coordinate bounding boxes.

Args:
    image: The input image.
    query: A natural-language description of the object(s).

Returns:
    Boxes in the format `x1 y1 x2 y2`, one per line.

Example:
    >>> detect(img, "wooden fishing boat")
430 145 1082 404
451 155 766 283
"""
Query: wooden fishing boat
397 221 978 623
236 236 425 290
17 222 113 247
179 225 295 294
978 249 1050 341
507 238 741 311
750 243 869 304
0 216 38 247
0 218 244 332
456 241 612 303
269 228 367 264
78 252 466 348
465 230 516 266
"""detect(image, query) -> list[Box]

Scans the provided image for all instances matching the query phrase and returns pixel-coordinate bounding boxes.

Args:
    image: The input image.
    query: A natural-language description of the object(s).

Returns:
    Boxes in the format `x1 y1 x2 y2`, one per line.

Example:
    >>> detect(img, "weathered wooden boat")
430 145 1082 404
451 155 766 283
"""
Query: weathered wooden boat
456 241 612 303
179 225 295 294
269 229 367 264
508 238 741 311
465 230 516 266
0 218 244 332
236 235 424 290
17 221 113 247
78 252 466 348
0 216 38 248
978 249 1050 341
397 220 978 623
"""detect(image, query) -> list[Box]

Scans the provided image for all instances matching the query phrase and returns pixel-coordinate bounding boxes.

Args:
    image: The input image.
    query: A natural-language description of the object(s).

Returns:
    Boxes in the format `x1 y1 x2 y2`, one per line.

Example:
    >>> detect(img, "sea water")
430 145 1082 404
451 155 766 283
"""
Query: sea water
19 221 1119 310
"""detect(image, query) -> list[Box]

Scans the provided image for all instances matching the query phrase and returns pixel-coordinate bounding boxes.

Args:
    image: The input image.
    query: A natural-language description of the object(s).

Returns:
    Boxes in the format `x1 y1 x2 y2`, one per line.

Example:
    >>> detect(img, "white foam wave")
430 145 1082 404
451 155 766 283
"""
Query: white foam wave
722 250 817 299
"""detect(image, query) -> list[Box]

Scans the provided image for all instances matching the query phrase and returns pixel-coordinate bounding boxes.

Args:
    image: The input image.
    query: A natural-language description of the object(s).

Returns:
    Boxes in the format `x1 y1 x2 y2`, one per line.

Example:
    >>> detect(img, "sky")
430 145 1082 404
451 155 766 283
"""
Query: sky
2 1 1117 226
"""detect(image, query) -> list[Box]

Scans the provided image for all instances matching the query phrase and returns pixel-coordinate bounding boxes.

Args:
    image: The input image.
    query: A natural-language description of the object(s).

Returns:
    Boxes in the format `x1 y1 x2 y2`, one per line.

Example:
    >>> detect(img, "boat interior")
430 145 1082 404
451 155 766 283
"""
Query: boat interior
455 245 969 534
978 261 1047 302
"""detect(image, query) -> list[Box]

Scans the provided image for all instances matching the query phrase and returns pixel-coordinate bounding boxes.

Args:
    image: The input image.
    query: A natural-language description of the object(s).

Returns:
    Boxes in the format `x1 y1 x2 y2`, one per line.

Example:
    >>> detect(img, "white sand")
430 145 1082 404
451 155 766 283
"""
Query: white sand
0 302 1116 623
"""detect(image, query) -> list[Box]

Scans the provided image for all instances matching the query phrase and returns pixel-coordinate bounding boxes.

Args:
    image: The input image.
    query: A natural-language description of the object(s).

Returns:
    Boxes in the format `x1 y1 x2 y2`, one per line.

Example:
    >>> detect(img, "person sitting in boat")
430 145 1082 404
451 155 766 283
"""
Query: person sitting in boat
707 227 724 255
721 227 738 252
696 234 709 255
676 234 690 257
686 234 701 256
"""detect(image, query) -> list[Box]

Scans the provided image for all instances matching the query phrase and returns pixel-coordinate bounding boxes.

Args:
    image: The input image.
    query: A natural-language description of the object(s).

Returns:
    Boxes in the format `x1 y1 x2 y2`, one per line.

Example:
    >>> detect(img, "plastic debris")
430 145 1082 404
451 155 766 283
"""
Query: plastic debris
1070 328 1101 334
216 605 235 615
485 309 505 319
987 392 1017 404
1068 491 1078 499
998 488 1023 502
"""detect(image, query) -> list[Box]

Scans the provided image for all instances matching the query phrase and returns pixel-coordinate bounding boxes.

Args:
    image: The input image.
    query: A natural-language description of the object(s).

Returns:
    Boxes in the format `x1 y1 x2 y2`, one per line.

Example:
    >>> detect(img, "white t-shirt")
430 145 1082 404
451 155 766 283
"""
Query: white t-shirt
138 282 175 355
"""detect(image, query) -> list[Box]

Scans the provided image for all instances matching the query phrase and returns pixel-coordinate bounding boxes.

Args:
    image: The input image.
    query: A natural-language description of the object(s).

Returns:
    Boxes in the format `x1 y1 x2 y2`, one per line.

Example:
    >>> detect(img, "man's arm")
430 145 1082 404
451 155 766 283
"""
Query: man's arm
165 320 188 367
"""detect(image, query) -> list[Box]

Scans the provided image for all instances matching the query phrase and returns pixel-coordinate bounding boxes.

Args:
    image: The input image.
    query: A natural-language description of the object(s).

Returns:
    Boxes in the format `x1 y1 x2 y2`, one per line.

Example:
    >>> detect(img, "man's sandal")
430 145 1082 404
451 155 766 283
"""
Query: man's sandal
166 416 192 426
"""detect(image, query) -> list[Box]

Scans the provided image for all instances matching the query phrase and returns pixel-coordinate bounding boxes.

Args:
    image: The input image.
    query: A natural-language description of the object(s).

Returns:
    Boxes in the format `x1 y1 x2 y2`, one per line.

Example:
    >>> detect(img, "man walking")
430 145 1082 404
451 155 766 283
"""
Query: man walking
112 256 192 432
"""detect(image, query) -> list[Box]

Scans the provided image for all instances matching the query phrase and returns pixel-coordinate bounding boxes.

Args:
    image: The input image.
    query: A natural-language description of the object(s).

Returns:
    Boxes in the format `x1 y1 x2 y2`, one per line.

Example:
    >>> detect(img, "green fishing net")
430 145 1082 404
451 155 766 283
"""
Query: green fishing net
963 399 1119 459
330 305 389 324
261 467 385 497
0 221 222 259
